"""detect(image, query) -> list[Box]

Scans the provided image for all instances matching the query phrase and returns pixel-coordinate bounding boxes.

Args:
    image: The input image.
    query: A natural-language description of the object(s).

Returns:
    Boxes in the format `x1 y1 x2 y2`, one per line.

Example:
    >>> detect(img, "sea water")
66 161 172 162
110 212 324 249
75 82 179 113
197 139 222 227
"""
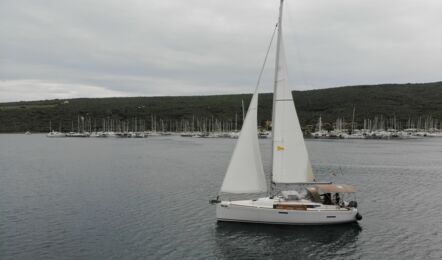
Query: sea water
0 135 441 259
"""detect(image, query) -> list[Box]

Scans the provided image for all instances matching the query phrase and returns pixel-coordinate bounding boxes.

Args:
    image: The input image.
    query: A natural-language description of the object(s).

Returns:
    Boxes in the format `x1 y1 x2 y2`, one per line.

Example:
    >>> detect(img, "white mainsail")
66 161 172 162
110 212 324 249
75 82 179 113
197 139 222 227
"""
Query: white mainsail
271 2 315 184
220 91 267 193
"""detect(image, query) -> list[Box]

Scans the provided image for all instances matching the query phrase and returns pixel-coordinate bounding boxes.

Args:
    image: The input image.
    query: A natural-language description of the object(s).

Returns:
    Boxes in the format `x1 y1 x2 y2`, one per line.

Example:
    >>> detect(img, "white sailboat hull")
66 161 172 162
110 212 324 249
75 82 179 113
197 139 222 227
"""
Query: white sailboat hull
216 199 358 225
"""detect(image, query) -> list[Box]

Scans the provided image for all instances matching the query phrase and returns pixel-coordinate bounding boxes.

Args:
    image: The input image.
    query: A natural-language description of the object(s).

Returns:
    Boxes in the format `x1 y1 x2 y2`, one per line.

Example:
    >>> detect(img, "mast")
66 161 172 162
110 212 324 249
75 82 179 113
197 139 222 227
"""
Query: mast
270 0 284 195
351 105 355 134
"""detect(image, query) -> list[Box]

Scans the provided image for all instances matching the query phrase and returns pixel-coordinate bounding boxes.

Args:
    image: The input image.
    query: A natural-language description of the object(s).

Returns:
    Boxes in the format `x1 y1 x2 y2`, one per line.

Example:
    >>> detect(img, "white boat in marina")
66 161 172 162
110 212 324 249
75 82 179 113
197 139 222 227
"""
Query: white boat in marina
211 0 361 225
65 132 90 137
258 131 271 139
134 132 147 138
146 131 161 137
47 130 66 138
46 121 65 137
426 132 442 137
311 116 328 138
228 131 240 139
92 131 109 137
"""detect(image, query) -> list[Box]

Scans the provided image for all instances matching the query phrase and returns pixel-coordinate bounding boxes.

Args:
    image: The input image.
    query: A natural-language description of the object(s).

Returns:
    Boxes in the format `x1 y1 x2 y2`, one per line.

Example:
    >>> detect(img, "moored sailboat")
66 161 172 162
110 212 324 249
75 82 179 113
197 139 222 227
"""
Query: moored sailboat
47 120 65 137
211 0 361 225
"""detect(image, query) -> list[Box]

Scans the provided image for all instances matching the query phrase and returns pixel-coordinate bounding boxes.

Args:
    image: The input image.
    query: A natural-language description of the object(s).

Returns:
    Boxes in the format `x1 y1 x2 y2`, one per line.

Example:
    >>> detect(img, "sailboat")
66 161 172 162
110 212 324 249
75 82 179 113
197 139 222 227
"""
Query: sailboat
211 0 362 225
311 115 328 138
47 120 66 137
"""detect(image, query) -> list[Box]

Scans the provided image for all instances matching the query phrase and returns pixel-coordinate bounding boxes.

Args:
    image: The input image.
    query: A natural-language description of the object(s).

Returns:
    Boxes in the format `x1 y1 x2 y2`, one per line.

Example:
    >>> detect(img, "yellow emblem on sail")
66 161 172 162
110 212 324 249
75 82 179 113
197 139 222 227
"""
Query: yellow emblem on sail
277 146 284 151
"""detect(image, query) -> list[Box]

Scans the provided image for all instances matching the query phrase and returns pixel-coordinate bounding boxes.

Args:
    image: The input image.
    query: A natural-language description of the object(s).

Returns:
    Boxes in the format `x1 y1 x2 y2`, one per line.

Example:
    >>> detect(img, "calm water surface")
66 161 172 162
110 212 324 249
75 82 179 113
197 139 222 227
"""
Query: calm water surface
1 135 441 259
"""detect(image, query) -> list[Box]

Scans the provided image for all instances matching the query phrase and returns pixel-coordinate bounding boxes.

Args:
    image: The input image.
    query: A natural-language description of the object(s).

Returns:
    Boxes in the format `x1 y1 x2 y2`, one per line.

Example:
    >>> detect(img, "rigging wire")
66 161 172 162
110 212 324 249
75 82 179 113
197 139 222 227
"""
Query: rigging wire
254 23 278 92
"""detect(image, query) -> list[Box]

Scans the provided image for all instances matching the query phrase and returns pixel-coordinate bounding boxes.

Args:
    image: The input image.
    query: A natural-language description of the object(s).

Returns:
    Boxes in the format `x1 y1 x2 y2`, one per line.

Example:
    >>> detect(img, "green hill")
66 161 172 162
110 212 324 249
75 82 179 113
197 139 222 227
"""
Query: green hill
0 81 441 133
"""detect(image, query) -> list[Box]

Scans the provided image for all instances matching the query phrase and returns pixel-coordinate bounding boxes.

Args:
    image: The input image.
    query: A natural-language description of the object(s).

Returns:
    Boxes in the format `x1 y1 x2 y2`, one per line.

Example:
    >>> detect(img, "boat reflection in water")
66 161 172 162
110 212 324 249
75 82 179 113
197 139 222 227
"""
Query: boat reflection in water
214 222 362 259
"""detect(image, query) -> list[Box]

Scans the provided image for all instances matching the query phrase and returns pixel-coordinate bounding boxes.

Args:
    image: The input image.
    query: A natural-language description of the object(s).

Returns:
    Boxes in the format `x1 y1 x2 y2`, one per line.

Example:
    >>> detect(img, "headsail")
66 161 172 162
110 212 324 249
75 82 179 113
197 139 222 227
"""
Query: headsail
271 0 315 184
220 91 267 193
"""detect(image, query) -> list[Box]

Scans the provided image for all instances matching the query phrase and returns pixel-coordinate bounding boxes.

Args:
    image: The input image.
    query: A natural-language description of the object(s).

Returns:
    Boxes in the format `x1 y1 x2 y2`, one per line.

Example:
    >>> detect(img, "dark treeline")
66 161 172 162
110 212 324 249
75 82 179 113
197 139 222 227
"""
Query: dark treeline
0 81 441 133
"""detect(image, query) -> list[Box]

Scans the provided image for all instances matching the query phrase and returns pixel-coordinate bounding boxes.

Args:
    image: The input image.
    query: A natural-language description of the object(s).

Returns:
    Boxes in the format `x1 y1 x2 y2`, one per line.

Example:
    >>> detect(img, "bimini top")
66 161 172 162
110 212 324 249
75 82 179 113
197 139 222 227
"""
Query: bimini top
306 184 356 194
310 184 356 193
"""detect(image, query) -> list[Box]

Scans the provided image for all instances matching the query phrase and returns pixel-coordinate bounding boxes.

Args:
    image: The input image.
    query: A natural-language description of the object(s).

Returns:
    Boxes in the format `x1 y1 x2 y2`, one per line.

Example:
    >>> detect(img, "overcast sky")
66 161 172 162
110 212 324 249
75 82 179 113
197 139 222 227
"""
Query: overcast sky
1 0 441 102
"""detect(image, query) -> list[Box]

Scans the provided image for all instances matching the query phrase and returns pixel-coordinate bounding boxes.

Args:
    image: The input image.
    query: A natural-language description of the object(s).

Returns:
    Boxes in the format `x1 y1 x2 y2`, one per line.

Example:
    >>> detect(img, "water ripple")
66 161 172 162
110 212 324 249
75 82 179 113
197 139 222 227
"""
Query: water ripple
0 135 442 259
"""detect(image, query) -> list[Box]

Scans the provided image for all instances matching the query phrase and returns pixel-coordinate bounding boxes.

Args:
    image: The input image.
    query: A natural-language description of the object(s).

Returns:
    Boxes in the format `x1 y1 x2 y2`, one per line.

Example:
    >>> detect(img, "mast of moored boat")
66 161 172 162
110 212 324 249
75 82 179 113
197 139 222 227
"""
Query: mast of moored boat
269 0 284 196
351 105 356 134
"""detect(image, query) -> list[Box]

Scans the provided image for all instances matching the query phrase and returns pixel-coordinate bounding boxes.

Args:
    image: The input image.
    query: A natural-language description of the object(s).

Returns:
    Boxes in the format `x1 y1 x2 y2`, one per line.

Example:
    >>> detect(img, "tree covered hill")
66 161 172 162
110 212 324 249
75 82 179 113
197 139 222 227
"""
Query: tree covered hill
0 81 441 133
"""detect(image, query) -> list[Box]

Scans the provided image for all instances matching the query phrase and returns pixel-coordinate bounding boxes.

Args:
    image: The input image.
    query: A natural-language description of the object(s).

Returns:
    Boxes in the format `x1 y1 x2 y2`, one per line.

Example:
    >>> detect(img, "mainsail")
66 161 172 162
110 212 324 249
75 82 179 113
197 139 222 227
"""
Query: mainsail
220 91 267 193
271 1 315 184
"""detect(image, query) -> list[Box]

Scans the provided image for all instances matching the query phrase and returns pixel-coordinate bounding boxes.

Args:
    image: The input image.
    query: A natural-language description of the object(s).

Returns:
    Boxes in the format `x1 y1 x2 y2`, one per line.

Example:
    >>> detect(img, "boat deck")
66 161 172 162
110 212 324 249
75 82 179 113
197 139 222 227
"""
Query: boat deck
224 197 349 211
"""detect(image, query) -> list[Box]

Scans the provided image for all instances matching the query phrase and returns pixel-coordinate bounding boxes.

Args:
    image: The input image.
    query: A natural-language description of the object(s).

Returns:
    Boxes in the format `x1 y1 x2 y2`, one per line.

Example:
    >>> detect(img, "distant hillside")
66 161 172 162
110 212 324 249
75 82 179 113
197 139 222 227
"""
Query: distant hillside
0 81 441 133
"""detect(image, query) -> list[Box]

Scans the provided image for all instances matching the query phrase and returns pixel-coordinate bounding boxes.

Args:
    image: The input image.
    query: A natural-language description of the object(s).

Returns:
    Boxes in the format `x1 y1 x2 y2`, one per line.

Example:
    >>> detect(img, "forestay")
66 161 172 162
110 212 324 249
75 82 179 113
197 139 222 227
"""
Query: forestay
220 91 267 193
271 15 315 184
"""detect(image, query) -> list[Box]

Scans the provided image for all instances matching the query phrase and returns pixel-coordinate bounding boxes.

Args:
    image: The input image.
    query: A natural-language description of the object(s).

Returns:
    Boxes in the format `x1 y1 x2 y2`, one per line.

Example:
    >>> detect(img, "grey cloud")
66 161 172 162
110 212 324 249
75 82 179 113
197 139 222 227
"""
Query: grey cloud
0 0 441 102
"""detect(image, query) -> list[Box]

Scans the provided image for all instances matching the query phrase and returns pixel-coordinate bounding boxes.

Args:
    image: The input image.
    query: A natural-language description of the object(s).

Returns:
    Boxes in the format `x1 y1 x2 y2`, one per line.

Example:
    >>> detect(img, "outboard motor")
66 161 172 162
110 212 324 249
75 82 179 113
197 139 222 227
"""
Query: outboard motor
356 213 363 221
348 200 358 208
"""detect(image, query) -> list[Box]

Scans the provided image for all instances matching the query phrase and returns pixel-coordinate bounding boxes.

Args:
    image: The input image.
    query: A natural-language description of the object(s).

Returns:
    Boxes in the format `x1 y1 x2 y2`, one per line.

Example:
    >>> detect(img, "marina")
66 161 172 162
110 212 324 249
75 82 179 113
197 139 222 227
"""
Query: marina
43 115 442 140
44 127 442 140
